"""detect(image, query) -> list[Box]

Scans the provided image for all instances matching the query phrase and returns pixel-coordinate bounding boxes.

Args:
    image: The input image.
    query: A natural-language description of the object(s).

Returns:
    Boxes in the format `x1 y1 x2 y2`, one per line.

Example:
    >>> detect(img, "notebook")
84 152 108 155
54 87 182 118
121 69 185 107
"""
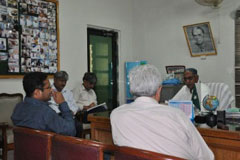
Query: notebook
82 102 108 123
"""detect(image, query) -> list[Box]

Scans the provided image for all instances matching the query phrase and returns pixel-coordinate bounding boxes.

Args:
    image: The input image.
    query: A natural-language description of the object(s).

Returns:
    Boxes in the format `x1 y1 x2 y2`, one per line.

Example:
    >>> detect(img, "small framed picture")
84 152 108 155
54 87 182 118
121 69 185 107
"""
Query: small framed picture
0 37 7 51
183 22 217 57
165 65 185 74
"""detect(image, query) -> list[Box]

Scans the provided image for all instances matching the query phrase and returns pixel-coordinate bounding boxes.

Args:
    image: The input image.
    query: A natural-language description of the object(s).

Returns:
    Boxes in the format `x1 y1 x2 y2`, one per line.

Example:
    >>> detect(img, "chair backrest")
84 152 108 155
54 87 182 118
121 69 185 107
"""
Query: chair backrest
52 134 116 160
160 84 183 103
205 83 235 110
0 93 23 126
13 127 55 160
115 146 185 160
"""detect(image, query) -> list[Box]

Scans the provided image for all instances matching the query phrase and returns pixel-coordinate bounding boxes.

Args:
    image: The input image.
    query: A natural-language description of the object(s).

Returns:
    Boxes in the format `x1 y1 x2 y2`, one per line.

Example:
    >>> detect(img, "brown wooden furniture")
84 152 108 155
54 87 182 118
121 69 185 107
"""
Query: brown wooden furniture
88 112 240 160
0 93 23 160
13 127 55 160
52 134 117 160
197 126 240 160
115 146 185 160
88 111 112 144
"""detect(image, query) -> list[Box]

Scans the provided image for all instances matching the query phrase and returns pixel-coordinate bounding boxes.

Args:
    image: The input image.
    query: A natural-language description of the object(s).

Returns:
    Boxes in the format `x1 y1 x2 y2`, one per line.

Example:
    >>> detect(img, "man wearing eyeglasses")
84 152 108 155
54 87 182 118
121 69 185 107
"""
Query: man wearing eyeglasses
171 68 210 113
11 72 76 136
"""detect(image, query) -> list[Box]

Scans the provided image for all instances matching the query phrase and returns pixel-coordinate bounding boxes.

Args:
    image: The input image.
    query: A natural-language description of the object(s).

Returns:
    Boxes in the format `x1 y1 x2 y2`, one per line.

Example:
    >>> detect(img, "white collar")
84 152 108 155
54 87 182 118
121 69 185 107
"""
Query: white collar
134 96 159 104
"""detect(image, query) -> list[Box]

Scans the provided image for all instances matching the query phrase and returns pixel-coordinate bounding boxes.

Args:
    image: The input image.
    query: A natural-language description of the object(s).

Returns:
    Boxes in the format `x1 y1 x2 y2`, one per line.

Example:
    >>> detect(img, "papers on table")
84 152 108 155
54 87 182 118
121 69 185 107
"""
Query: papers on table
168 100 194 121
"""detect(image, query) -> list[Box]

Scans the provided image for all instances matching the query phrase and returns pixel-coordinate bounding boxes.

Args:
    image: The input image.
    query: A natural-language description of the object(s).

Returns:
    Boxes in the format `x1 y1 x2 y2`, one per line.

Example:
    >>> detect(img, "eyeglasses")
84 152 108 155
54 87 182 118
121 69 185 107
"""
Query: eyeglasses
184 76 194 81
38 84 52 91
43 86 52 90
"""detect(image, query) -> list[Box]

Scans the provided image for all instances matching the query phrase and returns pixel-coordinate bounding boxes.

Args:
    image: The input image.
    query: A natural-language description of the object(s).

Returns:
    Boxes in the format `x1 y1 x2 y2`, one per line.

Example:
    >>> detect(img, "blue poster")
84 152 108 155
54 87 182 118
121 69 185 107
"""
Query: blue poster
125 60 147 103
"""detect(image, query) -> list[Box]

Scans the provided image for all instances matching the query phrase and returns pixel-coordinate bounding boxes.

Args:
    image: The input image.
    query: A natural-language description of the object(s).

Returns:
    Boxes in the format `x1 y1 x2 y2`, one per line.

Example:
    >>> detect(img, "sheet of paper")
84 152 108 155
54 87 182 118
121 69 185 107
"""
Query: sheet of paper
168 100 194 120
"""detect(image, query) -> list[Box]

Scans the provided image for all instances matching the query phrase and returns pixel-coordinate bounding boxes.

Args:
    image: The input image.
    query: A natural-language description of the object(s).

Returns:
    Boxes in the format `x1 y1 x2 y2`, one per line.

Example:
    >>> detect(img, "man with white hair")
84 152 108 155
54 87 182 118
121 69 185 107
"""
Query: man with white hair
110 64 214 160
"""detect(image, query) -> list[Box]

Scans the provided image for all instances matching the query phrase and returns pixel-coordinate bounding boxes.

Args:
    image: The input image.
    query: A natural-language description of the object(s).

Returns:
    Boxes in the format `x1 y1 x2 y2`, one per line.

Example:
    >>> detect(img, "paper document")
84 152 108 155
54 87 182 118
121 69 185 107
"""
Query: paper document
83 102 108 123
168 100 194 121
87 102 107 112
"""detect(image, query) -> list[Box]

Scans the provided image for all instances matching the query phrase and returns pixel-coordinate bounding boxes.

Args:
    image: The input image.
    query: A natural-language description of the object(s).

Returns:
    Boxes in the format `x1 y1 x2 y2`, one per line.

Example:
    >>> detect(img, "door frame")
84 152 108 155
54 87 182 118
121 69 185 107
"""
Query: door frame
87 27 119 109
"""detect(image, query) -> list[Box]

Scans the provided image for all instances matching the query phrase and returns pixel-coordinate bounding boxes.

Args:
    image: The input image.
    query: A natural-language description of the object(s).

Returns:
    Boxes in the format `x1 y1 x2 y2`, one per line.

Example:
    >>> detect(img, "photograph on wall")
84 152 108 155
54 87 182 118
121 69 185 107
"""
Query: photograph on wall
0 37 7 51
183 22 217 57
0 0 58 77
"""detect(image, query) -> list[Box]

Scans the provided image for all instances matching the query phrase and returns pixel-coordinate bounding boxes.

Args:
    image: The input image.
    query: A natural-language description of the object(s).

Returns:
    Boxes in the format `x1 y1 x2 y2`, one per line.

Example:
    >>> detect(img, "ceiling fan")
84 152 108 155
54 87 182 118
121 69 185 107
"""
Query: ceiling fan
195 0 223 8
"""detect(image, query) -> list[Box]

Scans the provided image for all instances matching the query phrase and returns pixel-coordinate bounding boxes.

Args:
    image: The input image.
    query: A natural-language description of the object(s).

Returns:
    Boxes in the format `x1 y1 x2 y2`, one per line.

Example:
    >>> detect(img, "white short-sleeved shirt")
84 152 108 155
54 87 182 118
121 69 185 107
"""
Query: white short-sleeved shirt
110 97 214 160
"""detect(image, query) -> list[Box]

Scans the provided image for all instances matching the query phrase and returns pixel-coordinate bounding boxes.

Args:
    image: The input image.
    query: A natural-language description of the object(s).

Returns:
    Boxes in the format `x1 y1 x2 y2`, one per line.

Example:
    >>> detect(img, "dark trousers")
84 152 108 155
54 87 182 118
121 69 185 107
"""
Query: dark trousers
75 119 83 137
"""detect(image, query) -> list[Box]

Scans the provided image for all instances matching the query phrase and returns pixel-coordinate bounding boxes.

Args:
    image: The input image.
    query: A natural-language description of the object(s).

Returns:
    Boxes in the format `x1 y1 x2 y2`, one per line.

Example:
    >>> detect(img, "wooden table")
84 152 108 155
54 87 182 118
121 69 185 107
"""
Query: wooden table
88 112 240 160
197 124 240 160
88 111 113 145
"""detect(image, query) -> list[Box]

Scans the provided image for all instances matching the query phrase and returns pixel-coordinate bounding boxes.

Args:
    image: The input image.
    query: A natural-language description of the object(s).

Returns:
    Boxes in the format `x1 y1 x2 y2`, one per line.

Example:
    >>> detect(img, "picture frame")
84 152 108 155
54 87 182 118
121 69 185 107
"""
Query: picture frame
166 65 185 83
165 65 185 74
0 0 59 78
0 37 7 51
183 22 217 57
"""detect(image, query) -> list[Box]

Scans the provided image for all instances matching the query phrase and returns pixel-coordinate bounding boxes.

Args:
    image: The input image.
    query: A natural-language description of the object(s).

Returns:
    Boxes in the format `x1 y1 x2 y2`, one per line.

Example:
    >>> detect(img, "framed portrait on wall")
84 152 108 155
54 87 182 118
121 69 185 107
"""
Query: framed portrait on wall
183 22 217 57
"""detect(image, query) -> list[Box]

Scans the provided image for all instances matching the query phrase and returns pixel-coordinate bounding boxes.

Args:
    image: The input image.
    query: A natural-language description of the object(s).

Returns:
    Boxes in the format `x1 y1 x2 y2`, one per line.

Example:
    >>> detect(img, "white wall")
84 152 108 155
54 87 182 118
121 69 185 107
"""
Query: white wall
0 0 239 106
0 0 134 105
58 0 134 105
132 0 240 105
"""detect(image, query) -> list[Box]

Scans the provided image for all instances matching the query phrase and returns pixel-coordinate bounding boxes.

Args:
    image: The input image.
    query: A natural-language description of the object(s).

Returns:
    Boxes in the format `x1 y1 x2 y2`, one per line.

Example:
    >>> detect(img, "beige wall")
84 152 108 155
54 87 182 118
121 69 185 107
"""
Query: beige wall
132 0 239 106
0 0 239 106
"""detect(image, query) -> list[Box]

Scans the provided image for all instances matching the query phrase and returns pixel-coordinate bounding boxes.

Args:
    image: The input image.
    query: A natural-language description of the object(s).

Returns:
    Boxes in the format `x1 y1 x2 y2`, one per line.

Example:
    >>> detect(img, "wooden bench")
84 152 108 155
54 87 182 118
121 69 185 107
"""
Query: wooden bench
13 127 184 160
52 134 117 160
115 146 185 160
13 127 55 160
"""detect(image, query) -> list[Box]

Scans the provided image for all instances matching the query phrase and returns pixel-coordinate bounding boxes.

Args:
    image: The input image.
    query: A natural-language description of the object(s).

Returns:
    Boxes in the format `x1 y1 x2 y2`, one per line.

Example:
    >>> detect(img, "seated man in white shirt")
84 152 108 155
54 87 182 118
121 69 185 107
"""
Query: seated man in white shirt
49 71 79 115
171 68 209 112
49 71 83 137
110 64 214 160
72 72 97 111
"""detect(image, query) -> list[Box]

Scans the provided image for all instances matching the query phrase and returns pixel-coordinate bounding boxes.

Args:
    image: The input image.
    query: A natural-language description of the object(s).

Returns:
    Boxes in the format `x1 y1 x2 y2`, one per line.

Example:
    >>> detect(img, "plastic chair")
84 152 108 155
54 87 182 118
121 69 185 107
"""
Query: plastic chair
205 83 235 110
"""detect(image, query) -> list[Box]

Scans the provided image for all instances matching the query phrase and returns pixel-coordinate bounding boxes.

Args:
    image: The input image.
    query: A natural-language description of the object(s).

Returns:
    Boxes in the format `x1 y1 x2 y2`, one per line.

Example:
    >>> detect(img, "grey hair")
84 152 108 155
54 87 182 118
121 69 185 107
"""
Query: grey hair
129 64 162 97
54 71 69 81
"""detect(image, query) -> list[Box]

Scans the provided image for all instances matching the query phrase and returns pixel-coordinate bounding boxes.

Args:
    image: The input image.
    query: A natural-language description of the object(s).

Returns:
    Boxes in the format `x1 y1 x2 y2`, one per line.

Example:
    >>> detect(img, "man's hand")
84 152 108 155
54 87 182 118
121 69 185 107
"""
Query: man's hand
52 91 65 105
83 102 96 110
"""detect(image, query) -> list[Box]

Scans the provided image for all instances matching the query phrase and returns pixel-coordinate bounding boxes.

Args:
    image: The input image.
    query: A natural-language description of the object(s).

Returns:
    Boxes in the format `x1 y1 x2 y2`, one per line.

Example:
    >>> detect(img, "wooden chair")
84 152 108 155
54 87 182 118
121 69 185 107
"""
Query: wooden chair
52 134 117 160
0 93 23 160
13 127 55 160
115 146 185 160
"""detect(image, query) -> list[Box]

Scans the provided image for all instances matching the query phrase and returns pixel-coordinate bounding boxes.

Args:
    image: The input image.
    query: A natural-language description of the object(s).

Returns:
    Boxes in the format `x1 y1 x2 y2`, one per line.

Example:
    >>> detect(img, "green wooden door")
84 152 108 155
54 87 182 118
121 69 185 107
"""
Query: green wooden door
88 28 118 110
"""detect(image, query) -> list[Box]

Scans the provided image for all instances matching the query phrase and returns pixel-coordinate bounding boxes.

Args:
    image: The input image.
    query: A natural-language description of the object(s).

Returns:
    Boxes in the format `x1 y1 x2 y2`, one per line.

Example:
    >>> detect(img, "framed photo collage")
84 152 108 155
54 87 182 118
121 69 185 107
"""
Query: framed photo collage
0 0 59 78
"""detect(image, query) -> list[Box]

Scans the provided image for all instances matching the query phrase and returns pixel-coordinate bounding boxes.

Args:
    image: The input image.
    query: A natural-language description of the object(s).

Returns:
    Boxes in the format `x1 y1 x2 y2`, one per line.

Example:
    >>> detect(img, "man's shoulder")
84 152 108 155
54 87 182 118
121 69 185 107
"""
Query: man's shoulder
110 104 130 118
